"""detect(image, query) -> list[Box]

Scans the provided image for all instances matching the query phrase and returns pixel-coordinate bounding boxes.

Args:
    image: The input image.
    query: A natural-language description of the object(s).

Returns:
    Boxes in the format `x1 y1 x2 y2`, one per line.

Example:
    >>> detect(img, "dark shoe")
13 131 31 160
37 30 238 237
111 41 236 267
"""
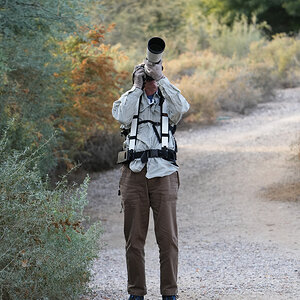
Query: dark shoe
128 296 144 300
162 296 177 300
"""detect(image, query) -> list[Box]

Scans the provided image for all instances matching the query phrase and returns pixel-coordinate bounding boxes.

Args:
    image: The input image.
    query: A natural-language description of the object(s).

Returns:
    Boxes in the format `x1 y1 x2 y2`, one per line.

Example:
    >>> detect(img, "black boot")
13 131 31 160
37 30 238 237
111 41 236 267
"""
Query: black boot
128 295 144 300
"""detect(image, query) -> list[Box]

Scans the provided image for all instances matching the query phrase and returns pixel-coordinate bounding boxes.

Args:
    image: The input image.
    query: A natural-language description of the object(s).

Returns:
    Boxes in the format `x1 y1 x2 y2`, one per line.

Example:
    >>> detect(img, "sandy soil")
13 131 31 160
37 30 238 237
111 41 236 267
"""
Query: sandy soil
84 88 300 299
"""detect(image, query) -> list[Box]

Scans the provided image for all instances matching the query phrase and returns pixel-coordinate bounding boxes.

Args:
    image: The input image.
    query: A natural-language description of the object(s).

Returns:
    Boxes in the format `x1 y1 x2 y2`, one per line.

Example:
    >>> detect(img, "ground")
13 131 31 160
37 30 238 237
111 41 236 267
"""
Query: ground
84 88 300 299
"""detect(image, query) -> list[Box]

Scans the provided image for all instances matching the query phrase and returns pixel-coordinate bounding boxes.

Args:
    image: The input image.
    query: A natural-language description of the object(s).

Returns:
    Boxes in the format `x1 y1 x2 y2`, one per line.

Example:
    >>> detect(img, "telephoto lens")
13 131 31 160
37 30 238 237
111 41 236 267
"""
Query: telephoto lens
146 37 165 64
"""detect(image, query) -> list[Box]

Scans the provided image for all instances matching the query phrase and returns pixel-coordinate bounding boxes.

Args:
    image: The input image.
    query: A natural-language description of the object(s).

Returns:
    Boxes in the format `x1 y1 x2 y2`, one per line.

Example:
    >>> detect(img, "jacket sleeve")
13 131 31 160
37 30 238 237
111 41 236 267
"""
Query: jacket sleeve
157 77 190 125
112 86 143 126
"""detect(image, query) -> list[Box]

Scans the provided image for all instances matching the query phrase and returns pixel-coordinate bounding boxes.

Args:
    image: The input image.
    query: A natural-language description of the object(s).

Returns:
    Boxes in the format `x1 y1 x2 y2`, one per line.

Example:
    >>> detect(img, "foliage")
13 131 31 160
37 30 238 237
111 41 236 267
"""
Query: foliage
214 67 262 113
165 48 277 122
207 15 265 58
247 62 276 102
248 33 300 88
164 50 234 81
0 0 101 176
58 24 128 168
178 67 261 120
199 0 300 34
75 131 123 172
99 0 185 58
2 0 300 175
177 73 218 123
0 121 101 300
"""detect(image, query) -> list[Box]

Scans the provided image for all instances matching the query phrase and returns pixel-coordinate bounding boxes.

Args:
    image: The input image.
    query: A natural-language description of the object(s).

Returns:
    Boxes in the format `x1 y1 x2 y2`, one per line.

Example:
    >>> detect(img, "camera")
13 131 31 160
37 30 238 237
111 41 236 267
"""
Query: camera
144 37 165 81
132 37 166 85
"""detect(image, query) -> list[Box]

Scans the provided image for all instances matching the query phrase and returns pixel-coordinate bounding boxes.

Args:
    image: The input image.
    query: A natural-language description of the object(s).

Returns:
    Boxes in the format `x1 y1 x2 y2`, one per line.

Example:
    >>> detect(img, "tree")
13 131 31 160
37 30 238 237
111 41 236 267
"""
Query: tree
198 0 300 34
99 0 185 57
59 24 128 162
0 0 101 176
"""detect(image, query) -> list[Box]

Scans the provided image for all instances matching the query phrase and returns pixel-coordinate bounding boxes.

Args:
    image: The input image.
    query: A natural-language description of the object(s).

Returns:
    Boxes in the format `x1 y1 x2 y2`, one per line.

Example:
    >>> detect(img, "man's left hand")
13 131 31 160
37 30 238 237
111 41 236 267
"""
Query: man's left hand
144 60 164 81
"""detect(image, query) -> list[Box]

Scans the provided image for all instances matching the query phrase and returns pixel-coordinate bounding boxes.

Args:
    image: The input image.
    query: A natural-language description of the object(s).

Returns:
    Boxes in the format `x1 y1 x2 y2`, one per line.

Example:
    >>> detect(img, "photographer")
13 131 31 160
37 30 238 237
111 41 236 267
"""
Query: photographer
112 38 189 300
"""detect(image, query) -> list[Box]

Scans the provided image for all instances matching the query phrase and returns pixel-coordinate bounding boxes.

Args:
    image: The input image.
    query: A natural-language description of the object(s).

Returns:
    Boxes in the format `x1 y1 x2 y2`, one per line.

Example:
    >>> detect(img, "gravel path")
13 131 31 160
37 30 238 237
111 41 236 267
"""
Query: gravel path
84 88 300 299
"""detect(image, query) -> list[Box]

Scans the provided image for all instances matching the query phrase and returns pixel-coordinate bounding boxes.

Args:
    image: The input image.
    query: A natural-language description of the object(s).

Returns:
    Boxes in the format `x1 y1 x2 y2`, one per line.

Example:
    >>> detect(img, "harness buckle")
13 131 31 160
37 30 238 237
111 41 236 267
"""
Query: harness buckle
140 150 149 163
150 149 159 157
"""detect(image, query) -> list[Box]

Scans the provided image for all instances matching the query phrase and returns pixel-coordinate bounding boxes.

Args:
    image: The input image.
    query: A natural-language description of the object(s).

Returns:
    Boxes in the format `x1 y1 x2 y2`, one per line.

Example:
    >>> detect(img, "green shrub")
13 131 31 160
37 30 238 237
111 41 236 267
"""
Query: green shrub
207 15 265 58
214 67 261 113
248 33 300 87
0 121 101 300
247 62 277 102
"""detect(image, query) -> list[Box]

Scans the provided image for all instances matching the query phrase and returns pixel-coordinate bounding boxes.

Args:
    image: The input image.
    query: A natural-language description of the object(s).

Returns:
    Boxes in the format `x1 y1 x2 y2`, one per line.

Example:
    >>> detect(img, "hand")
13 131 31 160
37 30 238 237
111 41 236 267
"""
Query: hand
132 63 145 89
144 60 164 81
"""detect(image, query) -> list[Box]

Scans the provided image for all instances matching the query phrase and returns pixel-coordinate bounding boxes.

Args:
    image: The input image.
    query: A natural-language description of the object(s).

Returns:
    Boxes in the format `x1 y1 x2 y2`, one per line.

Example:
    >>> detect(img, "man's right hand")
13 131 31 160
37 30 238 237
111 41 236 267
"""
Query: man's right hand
132 64 145 89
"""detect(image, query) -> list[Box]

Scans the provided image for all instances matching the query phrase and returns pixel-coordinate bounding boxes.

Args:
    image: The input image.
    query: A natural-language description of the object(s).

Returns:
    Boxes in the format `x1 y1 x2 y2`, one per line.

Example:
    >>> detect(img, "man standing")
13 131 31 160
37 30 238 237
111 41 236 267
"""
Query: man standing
112 40 189 300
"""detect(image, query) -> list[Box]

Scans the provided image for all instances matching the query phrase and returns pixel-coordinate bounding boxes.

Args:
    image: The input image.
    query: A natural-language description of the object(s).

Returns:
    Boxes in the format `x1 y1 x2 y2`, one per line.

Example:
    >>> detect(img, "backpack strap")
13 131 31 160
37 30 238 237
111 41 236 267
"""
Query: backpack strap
158 88 169 148
128 89 170 151
128 94 142 151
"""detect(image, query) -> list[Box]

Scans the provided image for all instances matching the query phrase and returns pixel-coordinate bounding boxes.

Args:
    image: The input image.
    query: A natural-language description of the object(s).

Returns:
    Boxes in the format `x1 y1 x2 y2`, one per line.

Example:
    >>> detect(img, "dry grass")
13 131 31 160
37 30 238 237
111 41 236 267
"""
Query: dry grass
163 48 280 122
177 73 218 123
164 50 233 82
214 67 261 113
249 34 300 88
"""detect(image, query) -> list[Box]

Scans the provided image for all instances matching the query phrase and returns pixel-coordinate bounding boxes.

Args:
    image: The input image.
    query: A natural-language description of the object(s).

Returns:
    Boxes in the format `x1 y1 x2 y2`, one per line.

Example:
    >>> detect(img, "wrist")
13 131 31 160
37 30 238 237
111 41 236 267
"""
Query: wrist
156 74 165 81
157 75 166 83
133 84 143 90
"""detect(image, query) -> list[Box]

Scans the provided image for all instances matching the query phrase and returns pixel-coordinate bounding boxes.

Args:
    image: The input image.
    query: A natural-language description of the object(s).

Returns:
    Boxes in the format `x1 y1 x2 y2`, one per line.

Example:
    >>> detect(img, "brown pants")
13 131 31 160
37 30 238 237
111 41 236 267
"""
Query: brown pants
119 165 180 296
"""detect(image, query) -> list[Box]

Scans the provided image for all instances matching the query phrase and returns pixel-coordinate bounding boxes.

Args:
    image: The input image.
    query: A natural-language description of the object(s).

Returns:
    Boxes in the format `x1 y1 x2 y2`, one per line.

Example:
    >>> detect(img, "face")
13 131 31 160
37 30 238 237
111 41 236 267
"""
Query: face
144 80 158 96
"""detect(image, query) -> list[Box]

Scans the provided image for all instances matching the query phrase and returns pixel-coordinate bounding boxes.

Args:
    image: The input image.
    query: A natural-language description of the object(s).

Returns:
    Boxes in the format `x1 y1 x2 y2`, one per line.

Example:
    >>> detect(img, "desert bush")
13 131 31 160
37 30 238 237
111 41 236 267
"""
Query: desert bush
178 66 262 121
207 15 266 58
247 62 277 102
164 50 237 82
96 12 298 127
165 50 274 121
75 130 123 171
248 34 300 87
214 67 262 113
0 121 101 300
177 73 218 123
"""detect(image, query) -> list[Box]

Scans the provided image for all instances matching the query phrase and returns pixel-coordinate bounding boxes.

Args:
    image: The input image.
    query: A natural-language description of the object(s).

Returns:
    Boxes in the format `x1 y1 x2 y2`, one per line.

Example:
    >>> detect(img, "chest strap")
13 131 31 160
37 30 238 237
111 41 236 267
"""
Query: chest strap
138 120 162 143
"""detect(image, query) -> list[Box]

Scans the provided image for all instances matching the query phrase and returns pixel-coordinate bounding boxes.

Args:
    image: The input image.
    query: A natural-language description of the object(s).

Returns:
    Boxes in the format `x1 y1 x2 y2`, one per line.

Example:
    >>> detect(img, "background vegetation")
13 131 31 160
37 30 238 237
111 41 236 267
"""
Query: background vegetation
1 0 300 298
2 0 300 177
0 122 101 299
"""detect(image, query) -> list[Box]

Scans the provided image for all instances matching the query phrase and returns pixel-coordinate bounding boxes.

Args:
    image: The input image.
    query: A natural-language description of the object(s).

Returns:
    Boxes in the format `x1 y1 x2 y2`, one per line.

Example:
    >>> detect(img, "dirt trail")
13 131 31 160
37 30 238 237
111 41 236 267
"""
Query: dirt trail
86 88 300 299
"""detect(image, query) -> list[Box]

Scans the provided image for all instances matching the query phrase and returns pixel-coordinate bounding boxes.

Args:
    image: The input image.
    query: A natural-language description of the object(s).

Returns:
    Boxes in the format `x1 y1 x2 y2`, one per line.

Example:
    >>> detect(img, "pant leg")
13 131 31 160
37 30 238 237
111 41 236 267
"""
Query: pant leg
120 165 150 296
148 171 180 296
